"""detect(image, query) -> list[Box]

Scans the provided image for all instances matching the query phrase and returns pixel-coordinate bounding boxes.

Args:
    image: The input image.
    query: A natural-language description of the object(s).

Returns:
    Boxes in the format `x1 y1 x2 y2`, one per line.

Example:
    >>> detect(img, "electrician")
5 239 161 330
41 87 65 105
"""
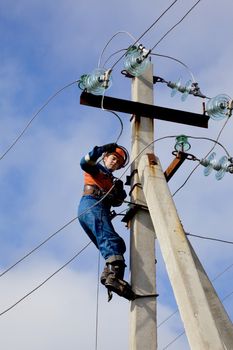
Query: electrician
78 143 134 300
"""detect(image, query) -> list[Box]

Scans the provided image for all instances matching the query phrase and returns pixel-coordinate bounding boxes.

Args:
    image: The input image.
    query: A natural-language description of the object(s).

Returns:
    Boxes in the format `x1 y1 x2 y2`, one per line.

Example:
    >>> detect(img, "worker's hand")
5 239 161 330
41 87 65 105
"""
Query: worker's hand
113 178 124 191
106 178 126 207
102 143 117 153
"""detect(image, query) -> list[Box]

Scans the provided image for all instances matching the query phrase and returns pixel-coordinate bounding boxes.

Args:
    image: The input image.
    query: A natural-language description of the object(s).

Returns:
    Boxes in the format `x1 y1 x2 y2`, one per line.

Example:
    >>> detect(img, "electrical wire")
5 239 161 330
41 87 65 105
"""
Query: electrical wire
0 80 79 162
151 52 196 82
158 309 178 328
0 241 91 317
0 216 78 278
2 132 225 279
0 182 118 279
2 133 230 314
162 330 185 350
172 118 231 197
159 234 233 348
158 257 233 329
120 133 232 182
0 136 178 314
186 232 233 245
172 162 199 197
162 288 233 349
187 135 231 157
212 262 233 282
0 161 137 317
202 117 230 159
110 0 180 71
0 181 122 316
95 251 101 350
98 31 137 69
119 135 177 179
150 0 202 52
100 93 124 144
164 283 233 349
103 48 127 68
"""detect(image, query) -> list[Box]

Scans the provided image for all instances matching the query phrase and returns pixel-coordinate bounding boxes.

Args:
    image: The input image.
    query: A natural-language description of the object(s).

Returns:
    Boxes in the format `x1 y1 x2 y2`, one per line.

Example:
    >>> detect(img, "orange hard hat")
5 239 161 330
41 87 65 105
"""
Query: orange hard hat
111 146 129 168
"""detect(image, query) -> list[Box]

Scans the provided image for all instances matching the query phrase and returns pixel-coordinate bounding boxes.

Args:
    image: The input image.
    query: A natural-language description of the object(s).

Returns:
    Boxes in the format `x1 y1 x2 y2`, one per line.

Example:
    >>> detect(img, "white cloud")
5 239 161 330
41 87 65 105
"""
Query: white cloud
0 257 129 350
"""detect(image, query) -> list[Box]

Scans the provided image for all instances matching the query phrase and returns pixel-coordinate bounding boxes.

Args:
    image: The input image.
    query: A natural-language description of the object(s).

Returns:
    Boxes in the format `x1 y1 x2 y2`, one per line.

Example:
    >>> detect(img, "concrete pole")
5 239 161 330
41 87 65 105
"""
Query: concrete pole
129 64 157 350
138 153 233 350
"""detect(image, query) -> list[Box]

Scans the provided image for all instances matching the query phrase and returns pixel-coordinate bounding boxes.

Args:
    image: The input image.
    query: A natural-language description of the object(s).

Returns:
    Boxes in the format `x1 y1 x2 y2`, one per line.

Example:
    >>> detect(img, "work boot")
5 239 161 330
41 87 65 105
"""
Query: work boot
105 276 136 301
100 264 110 285
100 260 125 285
108 261 125 280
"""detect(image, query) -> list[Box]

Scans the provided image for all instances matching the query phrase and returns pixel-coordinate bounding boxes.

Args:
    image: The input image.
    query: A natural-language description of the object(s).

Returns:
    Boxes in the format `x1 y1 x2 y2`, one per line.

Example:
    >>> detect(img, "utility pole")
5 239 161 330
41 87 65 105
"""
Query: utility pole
129 63 157 350
79 60 233 349
138 153 233 349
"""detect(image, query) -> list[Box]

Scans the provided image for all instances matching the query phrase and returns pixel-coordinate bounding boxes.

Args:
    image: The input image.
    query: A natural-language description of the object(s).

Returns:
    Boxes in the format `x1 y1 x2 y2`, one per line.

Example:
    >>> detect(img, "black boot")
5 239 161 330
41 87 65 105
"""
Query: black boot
108 261 125 280
100 260 125 285
104 261 135 301
100 264 110 285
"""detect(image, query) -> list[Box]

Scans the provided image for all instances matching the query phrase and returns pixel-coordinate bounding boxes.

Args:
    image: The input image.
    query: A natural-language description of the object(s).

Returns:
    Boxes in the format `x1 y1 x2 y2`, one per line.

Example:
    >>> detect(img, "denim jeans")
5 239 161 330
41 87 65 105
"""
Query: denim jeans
78 195 126 262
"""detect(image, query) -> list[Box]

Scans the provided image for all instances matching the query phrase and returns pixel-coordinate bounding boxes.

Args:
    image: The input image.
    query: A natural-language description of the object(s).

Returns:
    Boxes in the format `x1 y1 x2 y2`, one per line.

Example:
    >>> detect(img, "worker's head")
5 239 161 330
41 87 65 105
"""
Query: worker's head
103 146 129 171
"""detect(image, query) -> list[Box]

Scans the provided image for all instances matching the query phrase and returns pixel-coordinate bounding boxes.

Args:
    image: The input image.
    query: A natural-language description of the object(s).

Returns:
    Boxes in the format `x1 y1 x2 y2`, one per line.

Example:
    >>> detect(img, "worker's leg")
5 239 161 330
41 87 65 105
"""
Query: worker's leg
78 196 126 260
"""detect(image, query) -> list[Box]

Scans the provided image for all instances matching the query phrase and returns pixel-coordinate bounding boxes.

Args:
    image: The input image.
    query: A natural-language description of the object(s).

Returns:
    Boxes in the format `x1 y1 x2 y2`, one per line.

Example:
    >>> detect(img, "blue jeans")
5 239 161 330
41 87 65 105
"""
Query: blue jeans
78 195 126 262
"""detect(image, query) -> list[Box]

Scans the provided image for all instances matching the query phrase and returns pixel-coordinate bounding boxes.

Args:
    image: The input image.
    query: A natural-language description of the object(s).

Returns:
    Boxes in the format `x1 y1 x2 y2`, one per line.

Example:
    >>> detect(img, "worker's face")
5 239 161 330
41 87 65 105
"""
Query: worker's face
104 154 122 171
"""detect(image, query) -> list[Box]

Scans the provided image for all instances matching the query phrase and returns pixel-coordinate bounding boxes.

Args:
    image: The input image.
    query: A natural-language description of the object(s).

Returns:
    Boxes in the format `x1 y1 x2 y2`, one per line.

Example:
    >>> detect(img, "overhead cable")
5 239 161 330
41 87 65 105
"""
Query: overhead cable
0 183 117 278
162 288 233 349
98 31 136 68
0 216 78 278
150 0 202 52
0 241 91 317
151 52 196 82
186 232 233 245
100 93 124 144
158 258 233 328
0 80 78 162
95 251 101 350
110 0 180 70
172 118 231 197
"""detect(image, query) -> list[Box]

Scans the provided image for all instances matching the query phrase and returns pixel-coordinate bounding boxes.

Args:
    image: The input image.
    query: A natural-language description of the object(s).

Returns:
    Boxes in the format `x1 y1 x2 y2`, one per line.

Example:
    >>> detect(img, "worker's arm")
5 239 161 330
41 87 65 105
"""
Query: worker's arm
80 143 116 175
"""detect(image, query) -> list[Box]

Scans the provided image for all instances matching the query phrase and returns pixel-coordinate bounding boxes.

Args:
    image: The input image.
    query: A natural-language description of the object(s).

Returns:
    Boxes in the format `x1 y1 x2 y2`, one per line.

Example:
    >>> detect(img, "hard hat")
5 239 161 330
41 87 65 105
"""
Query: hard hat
112 145 129 168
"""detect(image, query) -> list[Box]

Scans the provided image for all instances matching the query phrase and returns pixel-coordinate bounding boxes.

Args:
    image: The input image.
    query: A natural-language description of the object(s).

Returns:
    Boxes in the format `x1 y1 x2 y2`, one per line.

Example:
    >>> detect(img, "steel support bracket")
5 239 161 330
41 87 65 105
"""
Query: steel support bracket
80 91 209 128
164 151 190 182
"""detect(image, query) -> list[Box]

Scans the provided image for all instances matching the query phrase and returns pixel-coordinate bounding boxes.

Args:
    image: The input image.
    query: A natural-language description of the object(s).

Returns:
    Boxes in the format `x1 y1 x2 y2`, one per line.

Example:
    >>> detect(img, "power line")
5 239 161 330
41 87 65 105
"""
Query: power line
0 216 78 278
1 134 231 320
158 259 233 329
212 262 233 282
172 118 231 197
4 133 227 277
103 48 127 67
150 0 202 52
0 174 134 315
186 232 233 245
0 134 198 278
162 330 185 350
0 241 91 317
110 0 180 70
0 183 117 278
151 52 196 82
100 93 124 144
98 31 136 68
95 251 101 350
187 135 231 157
162 287 233 349
172 162 199 197
202 117 231 159
0 80 78 162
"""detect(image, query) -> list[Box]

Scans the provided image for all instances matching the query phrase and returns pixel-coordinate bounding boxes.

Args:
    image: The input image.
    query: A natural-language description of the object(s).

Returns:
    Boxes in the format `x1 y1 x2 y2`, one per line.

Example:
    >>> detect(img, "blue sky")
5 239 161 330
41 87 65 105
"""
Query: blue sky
0 0 233 349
